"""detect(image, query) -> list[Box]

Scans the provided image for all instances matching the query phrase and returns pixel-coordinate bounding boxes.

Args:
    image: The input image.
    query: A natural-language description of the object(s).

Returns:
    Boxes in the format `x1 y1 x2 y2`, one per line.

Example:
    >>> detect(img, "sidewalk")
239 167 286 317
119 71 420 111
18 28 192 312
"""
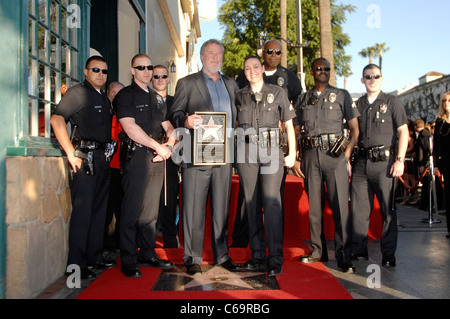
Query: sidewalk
325 204 450 299
37 204 449 299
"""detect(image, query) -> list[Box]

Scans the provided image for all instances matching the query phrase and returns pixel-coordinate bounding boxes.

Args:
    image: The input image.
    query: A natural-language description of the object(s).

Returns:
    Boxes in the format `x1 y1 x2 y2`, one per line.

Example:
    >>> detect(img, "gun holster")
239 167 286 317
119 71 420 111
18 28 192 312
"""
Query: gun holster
118 132 136 166
330 135 350 158
73 148 95 175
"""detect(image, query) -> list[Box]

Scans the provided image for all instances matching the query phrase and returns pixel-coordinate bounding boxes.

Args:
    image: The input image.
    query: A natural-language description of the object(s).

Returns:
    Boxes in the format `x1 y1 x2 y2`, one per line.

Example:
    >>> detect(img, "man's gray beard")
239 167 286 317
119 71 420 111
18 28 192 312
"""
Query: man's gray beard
204 65 222 74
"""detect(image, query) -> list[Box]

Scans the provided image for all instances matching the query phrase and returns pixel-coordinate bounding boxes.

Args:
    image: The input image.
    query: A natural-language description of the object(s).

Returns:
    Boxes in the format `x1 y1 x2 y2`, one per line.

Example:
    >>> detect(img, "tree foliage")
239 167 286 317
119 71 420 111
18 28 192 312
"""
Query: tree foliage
218 0 356 89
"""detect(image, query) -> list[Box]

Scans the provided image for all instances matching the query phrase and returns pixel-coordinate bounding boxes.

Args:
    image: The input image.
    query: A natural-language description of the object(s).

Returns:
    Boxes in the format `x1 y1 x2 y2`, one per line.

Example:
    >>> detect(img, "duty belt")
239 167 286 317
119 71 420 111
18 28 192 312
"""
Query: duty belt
243 130 280 149
357 145 391 161
72 138 108 150
301 133 339 151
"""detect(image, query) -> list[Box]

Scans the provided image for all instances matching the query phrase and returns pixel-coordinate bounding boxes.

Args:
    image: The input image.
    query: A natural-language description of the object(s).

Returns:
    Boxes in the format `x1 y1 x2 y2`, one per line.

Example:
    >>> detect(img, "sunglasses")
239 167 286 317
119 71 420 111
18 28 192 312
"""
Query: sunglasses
87 68 108 74
133 65 154 71
364 74 382 80
153 75 168 79
265 49 282 55
315 67 331 72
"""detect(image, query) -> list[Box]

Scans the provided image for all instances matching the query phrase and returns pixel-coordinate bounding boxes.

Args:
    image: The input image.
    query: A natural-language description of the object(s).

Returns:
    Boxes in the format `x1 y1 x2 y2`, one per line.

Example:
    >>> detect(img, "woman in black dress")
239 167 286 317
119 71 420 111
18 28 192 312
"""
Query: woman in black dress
433 91 450 238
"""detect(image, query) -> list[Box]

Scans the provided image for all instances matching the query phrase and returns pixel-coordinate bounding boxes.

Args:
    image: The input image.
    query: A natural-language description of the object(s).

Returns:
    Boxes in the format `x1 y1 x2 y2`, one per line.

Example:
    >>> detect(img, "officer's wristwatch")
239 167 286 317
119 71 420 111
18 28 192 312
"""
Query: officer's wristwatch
167 145 173 152
395 156 405 163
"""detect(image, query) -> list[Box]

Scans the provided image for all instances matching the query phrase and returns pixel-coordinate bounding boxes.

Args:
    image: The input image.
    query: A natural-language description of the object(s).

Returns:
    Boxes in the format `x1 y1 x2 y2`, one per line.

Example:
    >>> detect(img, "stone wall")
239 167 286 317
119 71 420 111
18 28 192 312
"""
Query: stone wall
5 156 71 299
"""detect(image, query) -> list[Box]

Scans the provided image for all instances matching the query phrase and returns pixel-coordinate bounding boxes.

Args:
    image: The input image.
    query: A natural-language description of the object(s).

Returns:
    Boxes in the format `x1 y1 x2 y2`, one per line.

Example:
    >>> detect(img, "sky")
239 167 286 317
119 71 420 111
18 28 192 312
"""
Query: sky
197 0 450 94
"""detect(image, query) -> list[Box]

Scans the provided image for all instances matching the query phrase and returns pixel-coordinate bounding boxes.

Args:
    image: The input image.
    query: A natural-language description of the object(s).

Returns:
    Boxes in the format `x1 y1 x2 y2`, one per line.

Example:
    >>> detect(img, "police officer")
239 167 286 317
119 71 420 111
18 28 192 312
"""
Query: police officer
237 55 296 276
232 39 302 248
351 64 408 268
294 58 359 272
51 56 116 279
114 54 175 278
236 39 302 103
152 65 180 248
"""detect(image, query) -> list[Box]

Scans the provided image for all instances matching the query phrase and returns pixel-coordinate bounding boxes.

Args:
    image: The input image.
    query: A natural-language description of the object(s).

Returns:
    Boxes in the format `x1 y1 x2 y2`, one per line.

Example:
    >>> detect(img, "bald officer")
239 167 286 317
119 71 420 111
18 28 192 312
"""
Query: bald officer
294 58 359 273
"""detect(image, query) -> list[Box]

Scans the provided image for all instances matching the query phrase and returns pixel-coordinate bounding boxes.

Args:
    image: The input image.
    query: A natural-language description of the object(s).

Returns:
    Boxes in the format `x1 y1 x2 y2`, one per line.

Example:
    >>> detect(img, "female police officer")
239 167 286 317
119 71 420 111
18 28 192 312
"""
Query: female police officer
236 55 296 276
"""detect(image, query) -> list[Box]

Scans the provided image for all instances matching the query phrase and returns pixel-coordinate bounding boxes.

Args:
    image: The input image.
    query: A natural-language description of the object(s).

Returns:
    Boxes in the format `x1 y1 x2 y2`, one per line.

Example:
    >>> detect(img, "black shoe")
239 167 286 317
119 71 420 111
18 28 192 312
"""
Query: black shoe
65 267 96 279
186 264 202 276
138 257 173 270
243 258 266 272
351 252 369 261
382 255 396 268
338 262 356 273
121 263 142 278
299 254 321 264
88 259 117 270
268 264 282 276
217 259 241 272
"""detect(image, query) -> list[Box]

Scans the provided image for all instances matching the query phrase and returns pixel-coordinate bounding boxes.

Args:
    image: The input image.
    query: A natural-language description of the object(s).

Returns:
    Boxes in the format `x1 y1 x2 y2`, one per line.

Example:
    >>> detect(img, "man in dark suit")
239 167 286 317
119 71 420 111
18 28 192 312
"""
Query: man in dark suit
169 39 240 275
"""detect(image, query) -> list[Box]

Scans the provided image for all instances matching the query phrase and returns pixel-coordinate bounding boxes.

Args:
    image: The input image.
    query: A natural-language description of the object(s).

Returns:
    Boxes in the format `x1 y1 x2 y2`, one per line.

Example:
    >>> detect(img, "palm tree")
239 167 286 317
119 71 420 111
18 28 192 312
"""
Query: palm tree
358 46 377 64
373 42 390 70
318 0 335 86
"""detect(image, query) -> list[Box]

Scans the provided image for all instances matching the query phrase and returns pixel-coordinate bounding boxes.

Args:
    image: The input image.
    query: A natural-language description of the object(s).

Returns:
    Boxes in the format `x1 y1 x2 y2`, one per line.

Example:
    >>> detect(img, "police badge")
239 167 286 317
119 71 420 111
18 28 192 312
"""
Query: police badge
277 77 284 87
379 103 387 114
329 92 337 103
267 93 275 104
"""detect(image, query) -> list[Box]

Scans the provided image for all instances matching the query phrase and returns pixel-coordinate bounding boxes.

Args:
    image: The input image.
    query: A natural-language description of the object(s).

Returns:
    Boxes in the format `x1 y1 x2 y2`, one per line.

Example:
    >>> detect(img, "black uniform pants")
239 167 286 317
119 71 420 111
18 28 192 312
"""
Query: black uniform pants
237 146 285 266
104 167 123 250
181 164 232 266
158 158 180 248
351 157 397 257
302 147 352 263
68 150 111 268
120 148 164 265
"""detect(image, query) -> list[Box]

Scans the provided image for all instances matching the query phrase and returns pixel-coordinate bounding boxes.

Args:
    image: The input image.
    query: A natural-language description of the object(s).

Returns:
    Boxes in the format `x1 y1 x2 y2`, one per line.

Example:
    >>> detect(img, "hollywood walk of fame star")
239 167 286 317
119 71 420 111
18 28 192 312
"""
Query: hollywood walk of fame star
200 116 222 141
157 265 273 291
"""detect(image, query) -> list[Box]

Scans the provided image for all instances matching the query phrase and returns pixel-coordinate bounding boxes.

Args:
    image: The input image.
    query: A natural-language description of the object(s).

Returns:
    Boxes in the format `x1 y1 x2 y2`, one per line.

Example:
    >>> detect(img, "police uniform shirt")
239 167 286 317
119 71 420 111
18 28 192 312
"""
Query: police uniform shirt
356 91 407 149
236 83 295 131
295 85 359 137
114 81 168 143
54 79 112 143
236 65 302 103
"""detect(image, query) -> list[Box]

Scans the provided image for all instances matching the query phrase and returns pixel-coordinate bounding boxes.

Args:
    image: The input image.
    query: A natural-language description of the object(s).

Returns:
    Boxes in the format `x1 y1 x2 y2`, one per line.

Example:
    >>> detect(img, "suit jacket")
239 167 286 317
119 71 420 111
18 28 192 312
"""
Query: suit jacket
169 70 239 167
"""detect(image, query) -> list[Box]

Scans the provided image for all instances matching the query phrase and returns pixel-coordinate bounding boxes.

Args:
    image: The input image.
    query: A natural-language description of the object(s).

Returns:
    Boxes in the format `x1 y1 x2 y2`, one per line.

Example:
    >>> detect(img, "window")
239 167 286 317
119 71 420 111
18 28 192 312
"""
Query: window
28 0 80 138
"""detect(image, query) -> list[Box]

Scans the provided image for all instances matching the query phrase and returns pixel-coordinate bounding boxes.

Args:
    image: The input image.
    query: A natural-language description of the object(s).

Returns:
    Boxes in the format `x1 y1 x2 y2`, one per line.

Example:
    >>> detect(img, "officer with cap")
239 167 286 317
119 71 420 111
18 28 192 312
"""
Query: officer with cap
350 64 408 268
294 58 359 272
236 55 296 276
114 54 176 278
51 55 116 279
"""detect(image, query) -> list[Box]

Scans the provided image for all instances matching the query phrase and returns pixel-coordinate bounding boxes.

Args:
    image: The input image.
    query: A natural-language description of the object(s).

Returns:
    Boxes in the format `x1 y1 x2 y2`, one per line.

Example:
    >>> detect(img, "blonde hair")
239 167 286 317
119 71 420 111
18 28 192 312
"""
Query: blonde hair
437 91 450 120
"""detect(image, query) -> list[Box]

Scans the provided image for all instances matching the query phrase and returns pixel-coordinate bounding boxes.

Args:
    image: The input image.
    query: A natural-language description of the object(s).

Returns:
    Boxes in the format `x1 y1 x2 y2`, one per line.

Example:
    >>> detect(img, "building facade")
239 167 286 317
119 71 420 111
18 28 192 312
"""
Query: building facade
0 0 201 299
398 72 450 122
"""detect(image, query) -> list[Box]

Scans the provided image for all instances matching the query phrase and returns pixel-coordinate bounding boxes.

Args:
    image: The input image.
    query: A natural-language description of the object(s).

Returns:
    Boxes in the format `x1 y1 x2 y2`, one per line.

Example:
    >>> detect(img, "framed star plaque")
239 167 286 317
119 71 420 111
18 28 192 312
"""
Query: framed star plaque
193 111 228 166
